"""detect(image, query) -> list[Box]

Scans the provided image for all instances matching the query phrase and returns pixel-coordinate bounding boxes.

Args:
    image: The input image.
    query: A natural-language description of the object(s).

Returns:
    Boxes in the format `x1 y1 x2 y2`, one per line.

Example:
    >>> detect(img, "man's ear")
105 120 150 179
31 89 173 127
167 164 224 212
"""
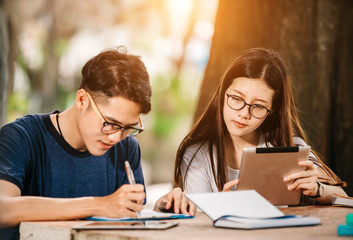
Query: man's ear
76 89 88 111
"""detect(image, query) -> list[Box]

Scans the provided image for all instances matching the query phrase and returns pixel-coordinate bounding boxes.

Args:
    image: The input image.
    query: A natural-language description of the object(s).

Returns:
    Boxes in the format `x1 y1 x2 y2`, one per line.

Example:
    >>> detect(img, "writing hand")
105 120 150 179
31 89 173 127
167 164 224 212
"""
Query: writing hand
154 187 196 216
283 160 319 196
222 179 239 191
100 184 145 218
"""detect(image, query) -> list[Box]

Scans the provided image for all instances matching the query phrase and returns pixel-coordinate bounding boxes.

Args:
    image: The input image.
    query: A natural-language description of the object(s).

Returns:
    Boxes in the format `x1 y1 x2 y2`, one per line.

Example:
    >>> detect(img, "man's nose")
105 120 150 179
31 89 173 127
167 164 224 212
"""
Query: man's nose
107 129 124 142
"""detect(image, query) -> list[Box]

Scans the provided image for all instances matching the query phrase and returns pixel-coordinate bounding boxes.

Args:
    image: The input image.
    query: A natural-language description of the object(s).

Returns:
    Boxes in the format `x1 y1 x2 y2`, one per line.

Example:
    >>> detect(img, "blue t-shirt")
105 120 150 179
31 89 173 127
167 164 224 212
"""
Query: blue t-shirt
0 113 145 239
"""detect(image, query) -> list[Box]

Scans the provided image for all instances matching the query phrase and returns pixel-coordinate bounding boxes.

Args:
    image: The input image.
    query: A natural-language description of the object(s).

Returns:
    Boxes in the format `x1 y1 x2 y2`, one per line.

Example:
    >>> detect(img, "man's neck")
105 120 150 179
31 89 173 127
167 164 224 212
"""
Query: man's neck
51 106 87 151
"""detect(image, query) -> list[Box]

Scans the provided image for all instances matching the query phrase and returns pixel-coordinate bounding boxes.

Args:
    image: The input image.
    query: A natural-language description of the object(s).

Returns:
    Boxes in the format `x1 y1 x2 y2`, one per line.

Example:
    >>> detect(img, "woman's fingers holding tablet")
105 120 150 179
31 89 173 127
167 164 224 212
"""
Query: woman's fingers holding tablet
284 161 319 195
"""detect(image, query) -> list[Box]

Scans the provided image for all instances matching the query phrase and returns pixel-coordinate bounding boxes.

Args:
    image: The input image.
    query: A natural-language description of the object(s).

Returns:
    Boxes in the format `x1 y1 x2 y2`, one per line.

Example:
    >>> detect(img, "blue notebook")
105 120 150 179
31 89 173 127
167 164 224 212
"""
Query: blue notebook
86 210 193 222
214 214 321 229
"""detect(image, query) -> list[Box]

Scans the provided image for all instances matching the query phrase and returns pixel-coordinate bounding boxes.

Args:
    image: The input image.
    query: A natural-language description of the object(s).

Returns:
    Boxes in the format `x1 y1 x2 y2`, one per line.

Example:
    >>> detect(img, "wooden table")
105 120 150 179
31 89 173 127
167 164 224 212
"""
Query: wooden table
20 206 352 240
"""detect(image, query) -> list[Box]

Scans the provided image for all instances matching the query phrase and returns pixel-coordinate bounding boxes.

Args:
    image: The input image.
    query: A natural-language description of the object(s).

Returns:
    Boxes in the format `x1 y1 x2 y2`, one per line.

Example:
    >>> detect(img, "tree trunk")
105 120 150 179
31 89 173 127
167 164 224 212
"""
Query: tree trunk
0 0 9 127
196 0 353 195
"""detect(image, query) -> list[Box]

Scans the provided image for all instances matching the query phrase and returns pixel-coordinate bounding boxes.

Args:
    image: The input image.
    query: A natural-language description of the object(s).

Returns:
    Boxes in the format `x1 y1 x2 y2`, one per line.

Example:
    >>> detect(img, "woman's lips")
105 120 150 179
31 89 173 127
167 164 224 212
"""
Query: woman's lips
233 120 247 128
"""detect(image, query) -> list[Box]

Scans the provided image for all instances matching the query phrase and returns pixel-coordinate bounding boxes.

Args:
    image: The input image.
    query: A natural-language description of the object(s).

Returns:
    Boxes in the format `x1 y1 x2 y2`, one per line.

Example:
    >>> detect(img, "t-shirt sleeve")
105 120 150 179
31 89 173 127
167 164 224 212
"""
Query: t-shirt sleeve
182 144 219 193
0 123 31 191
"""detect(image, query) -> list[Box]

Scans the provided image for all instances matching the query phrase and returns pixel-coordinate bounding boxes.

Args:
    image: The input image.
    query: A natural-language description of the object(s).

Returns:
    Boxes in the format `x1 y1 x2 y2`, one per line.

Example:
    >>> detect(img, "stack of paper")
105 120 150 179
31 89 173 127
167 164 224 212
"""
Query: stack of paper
332 194 353 208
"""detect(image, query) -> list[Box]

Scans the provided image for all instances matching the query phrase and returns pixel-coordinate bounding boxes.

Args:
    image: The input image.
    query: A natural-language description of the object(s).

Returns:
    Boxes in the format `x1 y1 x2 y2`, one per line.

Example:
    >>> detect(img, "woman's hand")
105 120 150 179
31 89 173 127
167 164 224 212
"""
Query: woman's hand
222 179 239 192
283 161 319 196
153 187 196 216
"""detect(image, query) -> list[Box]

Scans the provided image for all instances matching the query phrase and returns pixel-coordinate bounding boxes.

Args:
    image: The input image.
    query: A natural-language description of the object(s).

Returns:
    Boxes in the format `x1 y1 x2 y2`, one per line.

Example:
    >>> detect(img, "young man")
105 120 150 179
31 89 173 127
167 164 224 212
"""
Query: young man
0 46 195 240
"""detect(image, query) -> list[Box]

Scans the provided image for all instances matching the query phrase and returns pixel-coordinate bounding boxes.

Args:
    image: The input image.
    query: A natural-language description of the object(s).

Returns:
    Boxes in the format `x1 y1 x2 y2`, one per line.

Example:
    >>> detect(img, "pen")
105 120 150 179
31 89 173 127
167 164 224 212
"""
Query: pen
125 161 139 213
125 161 136 184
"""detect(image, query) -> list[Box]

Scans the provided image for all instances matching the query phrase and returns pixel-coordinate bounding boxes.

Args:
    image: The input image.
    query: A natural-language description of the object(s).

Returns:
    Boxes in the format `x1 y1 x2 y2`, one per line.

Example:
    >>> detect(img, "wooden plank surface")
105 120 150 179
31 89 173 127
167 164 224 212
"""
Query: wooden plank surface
20 206 353 240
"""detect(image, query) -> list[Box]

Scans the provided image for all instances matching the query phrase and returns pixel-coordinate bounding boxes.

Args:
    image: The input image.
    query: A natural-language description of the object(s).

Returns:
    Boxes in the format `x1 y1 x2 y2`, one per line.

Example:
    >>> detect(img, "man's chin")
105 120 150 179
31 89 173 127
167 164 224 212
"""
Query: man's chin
88 147 109 156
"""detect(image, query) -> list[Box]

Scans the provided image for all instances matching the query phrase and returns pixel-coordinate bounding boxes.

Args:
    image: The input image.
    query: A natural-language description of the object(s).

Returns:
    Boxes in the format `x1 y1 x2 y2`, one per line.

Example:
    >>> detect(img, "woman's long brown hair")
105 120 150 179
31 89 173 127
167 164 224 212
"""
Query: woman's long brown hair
174 48 345 191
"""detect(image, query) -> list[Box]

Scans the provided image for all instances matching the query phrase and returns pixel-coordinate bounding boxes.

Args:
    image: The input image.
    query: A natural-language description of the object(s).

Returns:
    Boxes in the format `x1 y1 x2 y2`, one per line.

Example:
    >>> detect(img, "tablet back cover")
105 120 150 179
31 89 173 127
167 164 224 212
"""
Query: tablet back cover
237 146 310 206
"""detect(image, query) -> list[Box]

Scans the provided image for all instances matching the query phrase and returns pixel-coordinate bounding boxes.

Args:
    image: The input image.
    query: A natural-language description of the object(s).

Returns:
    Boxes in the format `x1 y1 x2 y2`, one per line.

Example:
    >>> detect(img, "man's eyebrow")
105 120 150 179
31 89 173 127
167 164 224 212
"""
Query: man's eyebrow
105 115 139 126
231 89 269 104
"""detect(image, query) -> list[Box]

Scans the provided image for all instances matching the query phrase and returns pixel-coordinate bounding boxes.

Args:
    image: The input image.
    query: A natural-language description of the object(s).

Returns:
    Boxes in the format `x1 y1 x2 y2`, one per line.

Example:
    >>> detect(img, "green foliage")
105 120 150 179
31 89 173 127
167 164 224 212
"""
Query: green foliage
151 74 194 138
7 92 29 122
54 38 69 58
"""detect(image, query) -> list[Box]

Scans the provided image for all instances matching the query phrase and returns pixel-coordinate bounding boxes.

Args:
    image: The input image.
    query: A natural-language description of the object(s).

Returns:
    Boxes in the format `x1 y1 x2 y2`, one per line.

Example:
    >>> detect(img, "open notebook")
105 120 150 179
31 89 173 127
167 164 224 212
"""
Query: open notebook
186 190 321 229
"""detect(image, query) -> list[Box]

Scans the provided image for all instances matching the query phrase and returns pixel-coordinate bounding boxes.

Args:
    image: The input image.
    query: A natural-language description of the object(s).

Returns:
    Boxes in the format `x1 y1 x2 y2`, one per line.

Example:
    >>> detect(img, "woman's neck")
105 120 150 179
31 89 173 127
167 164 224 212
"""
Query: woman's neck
229 130 260 169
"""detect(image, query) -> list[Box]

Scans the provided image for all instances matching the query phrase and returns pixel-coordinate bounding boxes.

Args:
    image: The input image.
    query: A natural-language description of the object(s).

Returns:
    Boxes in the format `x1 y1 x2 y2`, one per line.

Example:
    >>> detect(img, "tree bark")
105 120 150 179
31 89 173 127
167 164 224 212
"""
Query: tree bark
0 0 9 127
196 0 353 195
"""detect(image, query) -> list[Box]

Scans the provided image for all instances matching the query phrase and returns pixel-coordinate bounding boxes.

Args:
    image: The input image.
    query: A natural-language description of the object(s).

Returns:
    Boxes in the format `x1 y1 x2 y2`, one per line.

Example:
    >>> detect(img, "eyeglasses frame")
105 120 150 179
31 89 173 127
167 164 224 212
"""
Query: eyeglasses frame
226 93 272 119
86 91 144 137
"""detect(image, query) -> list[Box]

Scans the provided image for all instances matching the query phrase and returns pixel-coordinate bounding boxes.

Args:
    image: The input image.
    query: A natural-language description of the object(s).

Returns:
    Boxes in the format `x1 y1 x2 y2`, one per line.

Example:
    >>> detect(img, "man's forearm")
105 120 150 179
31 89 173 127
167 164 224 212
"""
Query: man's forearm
0 195 103 226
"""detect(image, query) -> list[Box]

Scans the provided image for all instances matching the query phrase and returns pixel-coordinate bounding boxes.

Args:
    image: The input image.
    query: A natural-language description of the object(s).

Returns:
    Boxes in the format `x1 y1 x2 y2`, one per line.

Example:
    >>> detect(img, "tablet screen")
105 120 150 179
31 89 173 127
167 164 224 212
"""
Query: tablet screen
73 221 178 230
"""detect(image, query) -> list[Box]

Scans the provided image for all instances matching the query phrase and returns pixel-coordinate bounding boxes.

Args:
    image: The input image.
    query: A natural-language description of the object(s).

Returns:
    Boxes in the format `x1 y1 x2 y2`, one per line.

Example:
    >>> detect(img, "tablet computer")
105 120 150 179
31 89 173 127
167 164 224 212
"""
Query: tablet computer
236 146 310 206
73 220 178 230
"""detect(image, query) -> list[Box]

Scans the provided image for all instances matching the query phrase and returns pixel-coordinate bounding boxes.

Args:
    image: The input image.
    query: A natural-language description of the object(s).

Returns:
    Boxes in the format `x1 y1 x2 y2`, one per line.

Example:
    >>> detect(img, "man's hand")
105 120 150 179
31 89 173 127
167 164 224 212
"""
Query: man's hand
0 181 145 226
99 184 145 218
153 187 196 216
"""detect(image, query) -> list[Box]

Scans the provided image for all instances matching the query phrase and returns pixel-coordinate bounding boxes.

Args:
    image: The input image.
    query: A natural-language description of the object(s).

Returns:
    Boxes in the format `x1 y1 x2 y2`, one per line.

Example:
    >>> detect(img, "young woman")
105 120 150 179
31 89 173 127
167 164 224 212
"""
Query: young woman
174 48 347 205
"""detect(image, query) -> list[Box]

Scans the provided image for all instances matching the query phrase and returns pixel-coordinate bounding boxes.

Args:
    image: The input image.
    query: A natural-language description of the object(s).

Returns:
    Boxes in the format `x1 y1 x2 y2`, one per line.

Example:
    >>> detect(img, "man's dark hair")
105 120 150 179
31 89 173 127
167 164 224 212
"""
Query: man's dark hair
79 46 152 113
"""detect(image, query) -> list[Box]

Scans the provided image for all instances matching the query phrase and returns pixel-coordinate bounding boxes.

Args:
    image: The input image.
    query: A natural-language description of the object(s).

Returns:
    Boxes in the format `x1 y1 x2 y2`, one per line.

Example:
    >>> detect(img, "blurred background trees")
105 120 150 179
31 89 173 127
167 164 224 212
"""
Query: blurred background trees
0 0 13 126
1 0 352 195
0 0 218 186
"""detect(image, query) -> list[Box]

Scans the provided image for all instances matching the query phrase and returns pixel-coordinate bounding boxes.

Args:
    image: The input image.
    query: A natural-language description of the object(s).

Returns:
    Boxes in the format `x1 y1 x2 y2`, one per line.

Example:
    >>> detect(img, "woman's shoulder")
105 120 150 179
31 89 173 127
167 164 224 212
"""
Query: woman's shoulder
292 136 321 165
292 136 309 146
184 142 212 157
183 141 216 165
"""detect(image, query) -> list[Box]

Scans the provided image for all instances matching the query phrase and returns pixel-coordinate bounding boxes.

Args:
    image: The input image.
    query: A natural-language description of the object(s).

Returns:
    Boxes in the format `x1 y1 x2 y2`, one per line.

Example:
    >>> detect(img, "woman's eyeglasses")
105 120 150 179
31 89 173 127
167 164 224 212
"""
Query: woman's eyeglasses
226 94 272 119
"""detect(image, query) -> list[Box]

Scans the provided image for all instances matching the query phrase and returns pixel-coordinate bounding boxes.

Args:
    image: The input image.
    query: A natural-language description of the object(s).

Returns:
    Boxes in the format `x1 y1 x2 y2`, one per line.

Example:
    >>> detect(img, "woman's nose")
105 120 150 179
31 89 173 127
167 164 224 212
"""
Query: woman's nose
237 105 251 119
